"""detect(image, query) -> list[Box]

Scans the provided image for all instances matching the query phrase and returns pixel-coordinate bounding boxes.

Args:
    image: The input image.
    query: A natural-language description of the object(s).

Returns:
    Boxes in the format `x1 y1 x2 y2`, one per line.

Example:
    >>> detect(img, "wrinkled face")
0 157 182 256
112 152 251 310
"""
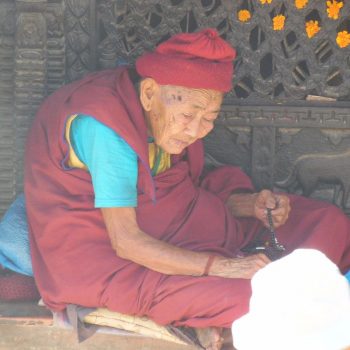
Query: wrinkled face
141 80 223 154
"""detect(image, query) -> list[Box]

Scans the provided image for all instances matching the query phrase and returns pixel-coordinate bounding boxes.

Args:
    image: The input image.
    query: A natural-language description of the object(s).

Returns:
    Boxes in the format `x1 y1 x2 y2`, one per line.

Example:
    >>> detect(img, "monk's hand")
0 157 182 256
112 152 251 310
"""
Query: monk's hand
253 189 290 228
210 254 271 279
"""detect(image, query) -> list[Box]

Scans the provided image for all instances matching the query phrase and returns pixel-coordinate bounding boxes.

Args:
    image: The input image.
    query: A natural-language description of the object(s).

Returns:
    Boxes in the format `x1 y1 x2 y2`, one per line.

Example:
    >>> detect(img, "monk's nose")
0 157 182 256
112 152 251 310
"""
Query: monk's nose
185 117 201 138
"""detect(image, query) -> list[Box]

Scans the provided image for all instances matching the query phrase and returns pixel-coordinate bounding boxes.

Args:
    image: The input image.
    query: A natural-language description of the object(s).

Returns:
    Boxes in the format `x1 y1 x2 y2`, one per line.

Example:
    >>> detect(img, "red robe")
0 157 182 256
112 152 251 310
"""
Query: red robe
24 67 350 328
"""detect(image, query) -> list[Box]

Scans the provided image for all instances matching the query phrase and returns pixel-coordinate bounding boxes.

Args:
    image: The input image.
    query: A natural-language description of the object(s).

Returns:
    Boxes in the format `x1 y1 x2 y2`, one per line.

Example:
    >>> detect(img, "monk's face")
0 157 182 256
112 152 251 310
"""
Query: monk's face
141 79 223 154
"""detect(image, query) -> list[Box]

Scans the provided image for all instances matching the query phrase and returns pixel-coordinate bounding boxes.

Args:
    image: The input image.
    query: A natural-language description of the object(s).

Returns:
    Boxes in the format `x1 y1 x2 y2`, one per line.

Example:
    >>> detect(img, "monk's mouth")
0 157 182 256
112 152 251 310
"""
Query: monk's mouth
173 139 188 147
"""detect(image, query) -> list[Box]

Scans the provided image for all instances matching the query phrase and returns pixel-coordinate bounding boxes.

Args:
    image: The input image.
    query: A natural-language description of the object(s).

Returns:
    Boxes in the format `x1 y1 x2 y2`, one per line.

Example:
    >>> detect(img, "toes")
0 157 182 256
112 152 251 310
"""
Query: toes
195 327 224 350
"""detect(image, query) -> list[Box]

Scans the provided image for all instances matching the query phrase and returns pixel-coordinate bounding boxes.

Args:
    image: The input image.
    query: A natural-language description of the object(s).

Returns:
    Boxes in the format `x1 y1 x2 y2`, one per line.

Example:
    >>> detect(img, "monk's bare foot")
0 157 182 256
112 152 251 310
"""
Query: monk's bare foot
195 327 224 350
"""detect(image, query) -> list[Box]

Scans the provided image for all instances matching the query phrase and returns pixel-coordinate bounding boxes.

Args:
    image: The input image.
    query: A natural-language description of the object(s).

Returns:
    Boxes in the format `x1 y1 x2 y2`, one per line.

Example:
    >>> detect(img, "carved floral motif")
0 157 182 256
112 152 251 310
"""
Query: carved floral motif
17 14 46 48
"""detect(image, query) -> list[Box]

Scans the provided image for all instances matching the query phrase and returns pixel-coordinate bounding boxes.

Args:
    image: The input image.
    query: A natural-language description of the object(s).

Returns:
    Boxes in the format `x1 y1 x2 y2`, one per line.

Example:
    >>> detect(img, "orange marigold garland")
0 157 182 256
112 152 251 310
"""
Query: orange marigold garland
305 20 320 38
238 9 251 22
295 0 308 9
235 0 349 48
326 0 343 20
336 31 350 48
273 14 285 30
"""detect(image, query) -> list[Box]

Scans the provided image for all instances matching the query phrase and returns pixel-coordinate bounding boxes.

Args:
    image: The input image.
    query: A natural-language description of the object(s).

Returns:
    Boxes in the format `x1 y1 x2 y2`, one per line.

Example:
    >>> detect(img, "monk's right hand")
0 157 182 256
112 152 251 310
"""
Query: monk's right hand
209 254 271 279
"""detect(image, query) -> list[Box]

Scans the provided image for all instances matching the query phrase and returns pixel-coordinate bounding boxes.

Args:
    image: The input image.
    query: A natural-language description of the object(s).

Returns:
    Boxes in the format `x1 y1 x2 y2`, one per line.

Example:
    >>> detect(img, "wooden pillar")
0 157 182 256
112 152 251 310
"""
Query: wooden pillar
0 1 16 216
64 0 97 82
14 0 47 194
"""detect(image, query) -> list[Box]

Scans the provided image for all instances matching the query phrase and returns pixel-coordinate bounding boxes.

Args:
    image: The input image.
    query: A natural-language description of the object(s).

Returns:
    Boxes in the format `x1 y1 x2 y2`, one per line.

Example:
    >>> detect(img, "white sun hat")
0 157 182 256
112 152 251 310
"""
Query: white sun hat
232 249 350 350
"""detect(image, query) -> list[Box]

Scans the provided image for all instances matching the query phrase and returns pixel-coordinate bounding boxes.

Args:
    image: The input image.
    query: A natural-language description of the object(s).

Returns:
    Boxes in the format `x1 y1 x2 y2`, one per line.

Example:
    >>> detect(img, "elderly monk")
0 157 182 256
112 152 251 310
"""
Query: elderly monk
25 29 350 350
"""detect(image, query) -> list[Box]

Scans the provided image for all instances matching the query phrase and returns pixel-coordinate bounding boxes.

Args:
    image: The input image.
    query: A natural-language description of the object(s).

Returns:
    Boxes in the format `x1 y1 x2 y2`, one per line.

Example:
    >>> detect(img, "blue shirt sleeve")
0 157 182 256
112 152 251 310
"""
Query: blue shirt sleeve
70 115 138 208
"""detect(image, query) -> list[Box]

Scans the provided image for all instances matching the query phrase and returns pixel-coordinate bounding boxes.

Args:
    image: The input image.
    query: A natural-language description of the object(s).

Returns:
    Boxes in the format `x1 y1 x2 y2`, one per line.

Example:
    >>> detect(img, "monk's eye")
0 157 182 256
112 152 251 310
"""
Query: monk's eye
202 116 216 125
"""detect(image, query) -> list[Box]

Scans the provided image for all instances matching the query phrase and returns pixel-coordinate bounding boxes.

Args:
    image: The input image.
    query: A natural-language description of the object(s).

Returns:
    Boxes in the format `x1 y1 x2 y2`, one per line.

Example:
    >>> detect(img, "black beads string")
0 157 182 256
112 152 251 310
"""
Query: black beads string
266 208 285 252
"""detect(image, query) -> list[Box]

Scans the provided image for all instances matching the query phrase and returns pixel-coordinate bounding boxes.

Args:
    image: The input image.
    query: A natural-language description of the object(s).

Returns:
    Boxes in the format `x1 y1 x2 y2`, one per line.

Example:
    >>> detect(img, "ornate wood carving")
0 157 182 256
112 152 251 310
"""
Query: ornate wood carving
46 0 65 95
0 1 16 215
1 0 350 217
64 0 94 81
251 126 275 190
94 0 350 101
204 102 350 213
14 0 47 194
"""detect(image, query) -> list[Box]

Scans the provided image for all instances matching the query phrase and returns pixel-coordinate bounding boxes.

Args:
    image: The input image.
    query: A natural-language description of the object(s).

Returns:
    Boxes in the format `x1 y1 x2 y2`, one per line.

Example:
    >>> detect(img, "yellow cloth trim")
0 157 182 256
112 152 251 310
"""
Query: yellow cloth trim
65 114 87 170
65 114 171 175
148 143 171 175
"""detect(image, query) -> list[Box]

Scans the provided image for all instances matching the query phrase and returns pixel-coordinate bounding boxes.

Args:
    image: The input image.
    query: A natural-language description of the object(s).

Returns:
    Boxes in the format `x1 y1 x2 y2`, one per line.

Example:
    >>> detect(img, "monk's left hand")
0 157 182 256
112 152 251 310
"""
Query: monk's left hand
253 189 290 228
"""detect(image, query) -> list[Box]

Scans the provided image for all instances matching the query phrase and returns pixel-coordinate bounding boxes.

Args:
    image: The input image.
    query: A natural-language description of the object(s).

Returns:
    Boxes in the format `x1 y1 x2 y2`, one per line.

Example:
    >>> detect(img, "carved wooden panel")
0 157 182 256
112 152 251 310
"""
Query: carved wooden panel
94 0 350 101
15 1 47 196
204 101 350 214
1 0 350 217
0 1 16 216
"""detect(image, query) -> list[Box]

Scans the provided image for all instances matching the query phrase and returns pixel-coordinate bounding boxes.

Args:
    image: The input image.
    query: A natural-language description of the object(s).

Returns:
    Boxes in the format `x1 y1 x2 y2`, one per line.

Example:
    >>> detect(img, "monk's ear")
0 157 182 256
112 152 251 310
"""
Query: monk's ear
139 78 158 112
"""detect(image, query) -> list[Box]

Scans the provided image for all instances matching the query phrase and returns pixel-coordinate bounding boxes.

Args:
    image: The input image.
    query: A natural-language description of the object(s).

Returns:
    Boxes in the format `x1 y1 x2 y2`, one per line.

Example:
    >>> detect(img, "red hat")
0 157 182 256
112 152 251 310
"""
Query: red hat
135 28 236 92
